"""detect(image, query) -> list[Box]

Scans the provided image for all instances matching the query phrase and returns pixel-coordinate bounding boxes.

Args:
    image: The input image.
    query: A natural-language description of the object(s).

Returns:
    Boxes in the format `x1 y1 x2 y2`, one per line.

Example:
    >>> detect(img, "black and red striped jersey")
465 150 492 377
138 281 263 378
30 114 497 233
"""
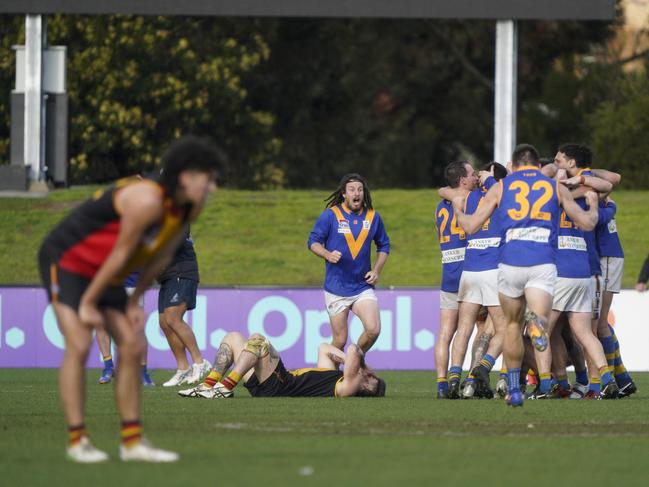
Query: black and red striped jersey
41 177 190 281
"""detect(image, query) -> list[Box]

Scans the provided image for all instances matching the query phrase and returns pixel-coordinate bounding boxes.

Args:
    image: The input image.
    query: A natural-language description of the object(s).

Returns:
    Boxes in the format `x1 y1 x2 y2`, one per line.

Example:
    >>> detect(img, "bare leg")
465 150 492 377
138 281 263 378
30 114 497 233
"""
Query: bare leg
54 303 94 426
95 325 112 359
498 293 526 379
470 315 493 369
162 304 204 365
483 306 507 362
533 309 561 381
352 298 381 353
450 301 481 368
329 308 351 350
159 312 190 370
435 308 459 379
104 309 146 422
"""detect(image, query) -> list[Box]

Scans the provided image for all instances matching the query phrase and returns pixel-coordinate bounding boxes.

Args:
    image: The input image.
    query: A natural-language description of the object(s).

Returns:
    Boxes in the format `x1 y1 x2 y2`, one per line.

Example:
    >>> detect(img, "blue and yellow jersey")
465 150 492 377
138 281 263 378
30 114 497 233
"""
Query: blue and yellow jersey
556 209 590 279
498 166 561 267
574 168 604 275
596 201 624 258
308 203 390 296
463 181 501 273
435 199 466 293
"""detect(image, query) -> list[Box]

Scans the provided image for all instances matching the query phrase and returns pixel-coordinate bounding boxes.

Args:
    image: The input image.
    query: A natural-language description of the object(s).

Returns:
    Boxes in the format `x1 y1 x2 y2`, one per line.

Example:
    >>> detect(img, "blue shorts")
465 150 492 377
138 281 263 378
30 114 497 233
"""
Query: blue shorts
158 277 198 314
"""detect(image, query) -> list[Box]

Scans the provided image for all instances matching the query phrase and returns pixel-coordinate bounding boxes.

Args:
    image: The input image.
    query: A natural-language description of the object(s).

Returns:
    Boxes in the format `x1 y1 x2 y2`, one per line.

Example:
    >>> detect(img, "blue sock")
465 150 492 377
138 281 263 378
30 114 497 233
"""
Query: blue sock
478 354 496 371
599 335 616 368
601 371 613 385
539 373 552 394
559 378 570 390
449 366 462 382
437 378 449 394
507 368 521 392
589 380 601 394
575 369 588 386
103 358 114 369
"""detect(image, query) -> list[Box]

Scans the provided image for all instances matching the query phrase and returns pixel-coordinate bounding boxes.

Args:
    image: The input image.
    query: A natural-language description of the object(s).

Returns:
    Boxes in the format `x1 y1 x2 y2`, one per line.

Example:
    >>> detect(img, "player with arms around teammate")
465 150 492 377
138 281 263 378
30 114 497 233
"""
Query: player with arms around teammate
433 161 475 398
178 332 385 399
308 174 390 354
38 135 225 462
452 144 599 407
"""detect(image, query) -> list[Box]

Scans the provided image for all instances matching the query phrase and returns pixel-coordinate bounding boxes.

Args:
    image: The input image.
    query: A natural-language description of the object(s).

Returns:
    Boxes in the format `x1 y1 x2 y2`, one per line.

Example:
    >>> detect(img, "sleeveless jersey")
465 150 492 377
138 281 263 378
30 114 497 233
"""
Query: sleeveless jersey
596 201 624 258
435 199 466 293
498 166 561 267
463 185 501 272
574 168 602 275
556 209 590 279
41 177 189 282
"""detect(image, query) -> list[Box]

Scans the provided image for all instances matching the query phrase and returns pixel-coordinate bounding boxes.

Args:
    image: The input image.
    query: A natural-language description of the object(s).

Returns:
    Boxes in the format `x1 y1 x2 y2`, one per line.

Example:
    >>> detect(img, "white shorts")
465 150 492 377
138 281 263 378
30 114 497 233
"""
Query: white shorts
498 263 557 298
324 288 378 317
591 275 603 320
440 291 459 310
600 257 624 294
552 277 592 313
458 269 500 306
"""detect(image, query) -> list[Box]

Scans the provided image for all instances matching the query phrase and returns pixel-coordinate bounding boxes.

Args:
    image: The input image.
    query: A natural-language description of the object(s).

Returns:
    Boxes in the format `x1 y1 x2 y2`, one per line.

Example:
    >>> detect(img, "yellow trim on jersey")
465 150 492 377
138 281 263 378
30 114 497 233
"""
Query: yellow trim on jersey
496 180 503 207
555 179 562 205
330 206 376 260
289 367 335 377
516 165 540 172
333 376 344 398
577 167 591 176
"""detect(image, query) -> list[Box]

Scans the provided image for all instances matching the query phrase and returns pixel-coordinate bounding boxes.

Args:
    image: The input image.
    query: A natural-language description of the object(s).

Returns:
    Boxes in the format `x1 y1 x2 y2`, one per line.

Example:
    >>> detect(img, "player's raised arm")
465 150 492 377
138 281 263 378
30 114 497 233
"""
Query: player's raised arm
452 183 500 234
592 168 622 187
335 344 364 397
558 184 598 231
438 186 469 202
561 174 613 194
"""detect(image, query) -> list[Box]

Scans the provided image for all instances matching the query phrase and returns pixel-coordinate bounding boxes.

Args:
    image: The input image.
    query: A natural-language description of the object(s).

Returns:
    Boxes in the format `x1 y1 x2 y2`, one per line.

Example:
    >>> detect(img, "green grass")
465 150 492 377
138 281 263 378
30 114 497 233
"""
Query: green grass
1 188 648 287
1 369 648 486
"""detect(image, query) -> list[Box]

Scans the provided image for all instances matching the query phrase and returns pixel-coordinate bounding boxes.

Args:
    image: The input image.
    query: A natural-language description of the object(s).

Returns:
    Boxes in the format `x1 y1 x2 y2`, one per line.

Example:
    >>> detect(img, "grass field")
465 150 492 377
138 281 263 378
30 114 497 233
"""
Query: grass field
1 369 648 487
1 187 648 287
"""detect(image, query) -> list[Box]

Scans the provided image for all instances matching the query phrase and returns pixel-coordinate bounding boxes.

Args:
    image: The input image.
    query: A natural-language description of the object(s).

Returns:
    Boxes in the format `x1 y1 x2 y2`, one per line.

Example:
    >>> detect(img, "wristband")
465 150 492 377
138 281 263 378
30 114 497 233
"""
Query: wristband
580 175 585 185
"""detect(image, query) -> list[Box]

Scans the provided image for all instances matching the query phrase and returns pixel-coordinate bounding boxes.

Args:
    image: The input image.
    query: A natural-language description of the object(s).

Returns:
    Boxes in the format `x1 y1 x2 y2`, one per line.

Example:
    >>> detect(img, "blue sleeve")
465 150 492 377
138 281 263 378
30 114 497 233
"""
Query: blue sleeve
597 202 616 225
308 210 332 249
373 213 390 254
483 176 497 190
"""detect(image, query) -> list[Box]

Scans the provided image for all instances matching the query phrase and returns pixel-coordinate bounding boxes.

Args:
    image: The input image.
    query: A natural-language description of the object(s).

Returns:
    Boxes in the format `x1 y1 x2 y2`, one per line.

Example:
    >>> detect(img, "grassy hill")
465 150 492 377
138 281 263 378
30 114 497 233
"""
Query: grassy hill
0 187 647 287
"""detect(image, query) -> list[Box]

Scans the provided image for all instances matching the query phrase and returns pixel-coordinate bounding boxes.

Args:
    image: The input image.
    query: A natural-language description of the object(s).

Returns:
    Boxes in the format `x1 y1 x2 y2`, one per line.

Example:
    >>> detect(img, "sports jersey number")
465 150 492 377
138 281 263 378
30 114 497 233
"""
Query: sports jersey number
437 208 465 243
559 211 573 228
506 180 553 221
477 196 491 230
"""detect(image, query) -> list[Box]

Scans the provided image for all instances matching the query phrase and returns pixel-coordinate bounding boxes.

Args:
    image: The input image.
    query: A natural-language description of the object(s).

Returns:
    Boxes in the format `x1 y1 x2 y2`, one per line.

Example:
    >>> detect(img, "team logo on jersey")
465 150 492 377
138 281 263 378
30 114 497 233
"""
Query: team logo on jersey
338 220 351 234
362 220 371 230
607 219 618 234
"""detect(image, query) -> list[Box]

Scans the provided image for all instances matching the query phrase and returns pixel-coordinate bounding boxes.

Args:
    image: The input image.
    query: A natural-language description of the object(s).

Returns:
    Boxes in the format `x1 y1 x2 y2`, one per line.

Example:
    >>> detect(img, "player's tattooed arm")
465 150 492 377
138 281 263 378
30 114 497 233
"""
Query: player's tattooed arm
213 343 234 375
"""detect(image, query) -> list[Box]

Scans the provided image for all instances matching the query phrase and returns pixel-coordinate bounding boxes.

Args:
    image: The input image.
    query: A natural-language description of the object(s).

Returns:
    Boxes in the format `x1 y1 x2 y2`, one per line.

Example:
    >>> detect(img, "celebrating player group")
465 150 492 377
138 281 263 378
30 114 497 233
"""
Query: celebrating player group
434 143 635 406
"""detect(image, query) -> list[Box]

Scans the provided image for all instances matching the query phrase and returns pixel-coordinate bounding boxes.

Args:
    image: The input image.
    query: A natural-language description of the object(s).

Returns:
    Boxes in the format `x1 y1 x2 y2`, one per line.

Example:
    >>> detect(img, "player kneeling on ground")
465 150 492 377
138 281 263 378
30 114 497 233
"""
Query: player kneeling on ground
179 332 386 398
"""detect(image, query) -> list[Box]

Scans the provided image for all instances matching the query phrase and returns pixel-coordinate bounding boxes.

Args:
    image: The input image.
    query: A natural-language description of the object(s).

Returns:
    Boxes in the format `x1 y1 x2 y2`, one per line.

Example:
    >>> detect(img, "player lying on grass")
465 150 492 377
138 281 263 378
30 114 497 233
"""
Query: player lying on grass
178 332 386 398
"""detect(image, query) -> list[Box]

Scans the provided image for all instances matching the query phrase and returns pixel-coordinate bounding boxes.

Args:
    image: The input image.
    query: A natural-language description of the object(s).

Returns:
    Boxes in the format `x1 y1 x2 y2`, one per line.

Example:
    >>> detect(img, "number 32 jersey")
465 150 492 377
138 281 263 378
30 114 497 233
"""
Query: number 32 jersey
498 166 561 267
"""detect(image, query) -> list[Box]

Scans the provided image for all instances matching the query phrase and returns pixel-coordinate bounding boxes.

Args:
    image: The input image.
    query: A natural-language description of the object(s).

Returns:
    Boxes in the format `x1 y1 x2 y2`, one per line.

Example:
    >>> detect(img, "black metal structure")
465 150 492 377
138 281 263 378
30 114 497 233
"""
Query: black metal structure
1 0 616 20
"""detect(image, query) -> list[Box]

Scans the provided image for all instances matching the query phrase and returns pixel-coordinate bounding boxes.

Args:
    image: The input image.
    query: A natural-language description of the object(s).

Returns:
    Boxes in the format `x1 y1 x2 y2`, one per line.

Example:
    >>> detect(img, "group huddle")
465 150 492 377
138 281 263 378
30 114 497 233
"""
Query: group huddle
434 143 636 406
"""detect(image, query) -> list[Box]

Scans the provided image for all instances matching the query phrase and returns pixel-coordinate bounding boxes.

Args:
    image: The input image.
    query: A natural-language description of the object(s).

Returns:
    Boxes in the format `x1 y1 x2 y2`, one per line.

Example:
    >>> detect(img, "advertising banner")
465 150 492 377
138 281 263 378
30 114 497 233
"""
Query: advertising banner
0 287 439 370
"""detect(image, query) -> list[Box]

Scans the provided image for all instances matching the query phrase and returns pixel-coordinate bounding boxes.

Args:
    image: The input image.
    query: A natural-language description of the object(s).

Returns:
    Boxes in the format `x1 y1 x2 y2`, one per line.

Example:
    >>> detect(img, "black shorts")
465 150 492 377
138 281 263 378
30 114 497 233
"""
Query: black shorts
38 247 127 312
158 277 198 313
